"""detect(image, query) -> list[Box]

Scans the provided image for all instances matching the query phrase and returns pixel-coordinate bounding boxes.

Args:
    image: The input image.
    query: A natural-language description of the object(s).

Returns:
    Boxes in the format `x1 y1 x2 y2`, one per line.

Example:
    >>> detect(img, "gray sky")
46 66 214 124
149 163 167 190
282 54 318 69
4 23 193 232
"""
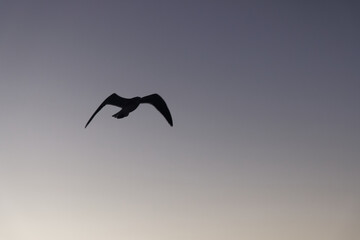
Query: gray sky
1 1 359 239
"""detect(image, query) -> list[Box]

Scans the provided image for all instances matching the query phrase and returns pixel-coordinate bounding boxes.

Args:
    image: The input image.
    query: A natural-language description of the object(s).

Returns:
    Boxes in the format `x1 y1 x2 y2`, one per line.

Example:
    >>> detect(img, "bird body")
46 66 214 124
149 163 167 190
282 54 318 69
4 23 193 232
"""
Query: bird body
85 93 173 128
112 96 141 119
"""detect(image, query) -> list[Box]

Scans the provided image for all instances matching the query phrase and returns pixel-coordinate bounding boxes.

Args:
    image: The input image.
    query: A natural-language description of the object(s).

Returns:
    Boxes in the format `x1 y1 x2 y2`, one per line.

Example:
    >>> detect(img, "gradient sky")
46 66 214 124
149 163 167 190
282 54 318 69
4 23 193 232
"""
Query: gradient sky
1 1 359 240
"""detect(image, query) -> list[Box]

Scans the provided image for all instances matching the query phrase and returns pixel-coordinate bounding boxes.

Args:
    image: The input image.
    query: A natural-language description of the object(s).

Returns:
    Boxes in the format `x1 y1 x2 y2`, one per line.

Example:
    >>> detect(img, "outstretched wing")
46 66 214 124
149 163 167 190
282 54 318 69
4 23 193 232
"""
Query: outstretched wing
85 93 129 128
140 94 173 126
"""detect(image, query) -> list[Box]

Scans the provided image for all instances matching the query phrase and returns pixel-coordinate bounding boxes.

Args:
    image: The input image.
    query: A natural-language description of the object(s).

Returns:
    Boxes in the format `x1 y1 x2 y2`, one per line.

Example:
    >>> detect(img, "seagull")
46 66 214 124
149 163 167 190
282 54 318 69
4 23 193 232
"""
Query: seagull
85 93 173 128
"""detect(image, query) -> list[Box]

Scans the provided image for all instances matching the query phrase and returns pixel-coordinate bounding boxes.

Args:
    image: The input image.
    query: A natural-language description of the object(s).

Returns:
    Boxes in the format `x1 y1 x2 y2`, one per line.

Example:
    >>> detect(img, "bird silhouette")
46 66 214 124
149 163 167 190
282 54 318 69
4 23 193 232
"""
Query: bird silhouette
85 93 173 128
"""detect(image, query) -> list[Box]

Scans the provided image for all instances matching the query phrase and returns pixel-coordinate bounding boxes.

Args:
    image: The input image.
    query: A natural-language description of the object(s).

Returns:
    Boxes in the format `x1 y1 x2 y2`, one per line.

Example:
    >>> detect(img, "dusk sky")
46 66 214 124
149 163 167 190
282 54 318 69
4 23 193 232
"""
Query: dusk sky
1 1 359 239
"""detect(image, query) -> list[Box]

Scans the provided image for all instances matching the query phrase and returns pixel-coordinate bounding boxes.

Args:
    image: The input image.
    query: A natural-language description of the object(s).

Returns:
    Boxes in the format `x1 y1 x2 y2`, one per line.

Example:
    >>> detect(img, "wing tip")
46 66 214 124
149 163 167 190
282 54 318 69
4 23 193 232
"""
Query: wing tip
168 117 173 127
